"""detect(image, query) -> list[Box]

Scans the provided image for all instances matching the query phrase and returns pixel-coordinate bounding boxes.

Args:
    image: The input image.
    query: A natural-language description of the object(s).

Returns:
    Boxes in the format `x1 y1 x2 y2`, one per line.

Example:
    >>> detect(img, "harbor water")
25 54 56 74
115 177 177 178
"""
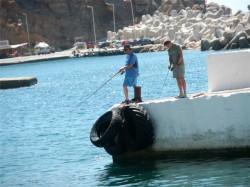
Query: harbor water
1 50 250 186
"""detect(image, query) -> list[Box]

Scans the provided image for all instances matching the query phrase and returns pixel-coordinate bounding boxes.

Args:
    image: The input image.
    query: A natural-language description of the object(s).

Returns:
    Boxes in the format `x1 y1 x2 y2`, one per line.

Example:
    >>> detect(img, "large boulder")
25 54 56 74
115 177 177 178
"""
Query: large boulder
205 9 224 19
215 28 224 38
239 36 250 48
211 38 223 50
219 37 228 48
225 31 249 49
230 43 238 50
223 30 235 42
201 39 211 51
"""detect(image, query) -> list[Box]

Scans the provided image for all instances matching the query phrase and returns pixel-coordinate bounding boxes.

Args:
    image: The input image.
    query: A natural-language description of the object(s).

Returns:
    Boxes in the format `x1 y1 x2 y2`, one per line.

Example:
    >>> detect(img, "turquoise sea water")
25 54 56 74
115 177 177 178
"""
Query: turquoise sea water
1 50 250 186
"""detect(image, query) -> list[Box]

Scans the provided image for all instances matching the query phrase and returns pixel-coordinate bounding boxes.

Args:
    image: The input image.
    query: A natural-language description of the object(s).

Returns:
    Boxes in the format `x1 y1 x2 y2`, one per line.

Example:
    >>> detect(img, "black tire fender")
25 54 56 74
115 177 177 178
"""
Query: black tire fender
104 134 127 156
121 104 154 151
90 110 123 147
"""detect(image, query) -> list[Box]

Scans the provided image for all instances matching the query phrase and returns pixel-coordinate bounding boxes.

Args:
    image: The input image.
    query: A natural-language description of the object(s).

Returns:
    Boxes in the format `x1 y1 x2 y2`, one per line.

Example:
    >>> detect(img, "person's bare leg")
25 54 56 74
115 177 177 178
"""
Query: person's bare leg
176 78 183 95
123 85 129 101
181 77 186 94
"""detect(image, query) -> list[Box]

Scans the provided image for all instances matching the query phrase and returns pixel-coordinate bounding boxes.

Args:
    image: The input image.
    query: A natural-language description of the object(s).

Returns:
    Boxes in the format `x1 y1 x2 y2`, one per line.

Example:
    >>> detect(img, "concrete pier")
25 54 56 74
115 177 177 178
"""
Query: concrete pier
0 50 72 66
0 77 37 89
110 49 250 161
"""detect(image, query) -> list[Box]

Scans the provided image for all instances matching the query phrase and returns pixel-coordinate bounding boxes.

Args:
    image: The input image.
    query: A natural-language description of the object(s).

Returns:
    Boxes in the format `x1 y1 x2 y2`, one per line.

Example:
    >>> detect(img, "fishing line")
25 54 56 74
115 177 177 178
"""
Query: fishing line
74 71 121 110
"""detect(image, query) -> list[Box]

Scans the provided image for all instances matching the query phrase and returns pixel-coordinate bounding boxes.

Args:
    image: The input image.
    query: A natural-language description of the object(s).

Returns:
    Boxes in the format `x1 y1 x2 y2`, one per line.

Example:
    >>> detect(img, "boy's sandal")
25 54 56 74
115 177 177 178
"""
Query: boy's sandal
121 100 130 104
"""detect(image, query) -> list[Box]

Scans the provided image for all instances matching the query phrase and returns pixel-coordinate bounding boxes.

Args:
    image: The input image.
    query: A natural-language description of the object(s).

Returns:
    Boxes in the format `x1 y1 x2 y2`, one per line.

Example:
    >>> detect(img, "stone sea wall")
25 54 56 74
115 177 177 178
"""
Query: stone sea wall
108 3 250 51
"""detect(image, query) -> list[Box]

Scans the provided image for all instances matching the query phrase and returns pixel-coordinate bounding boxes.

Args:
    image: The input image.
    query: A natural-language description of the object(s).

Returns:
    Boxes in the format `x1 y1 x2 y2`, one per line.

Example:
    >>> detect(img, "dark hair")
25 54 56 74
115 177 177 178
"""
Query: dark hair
123 45 131 50
164 41 171 46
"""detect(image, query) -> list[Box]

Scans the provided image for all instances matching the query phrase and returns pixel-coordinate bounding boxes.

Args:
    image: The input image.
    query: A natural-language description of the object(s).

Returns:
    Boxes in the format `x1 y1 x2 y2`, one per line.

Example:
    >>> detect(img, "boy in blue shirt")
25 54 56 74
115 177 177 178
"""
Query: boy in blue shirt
119 45 140 104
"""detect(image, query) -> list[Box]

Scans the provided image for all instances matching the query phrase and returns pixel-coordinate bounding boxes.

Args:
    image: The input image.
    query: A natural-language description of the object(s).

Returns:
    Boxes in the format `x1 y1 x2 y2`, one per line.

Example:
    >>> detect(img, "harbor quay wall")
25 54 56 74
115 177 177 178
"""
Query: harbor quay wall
112 49 250 161
140 89 250 152
0 77 37 89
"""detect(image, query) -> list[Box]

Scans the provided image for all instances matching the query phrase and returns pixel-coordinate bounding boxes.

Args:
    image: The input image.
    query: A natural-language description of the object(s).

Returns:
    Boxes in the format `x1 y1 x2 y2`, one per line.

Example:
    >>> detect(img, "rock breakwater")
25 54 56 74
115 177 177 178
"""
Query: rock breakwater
108 2 250 51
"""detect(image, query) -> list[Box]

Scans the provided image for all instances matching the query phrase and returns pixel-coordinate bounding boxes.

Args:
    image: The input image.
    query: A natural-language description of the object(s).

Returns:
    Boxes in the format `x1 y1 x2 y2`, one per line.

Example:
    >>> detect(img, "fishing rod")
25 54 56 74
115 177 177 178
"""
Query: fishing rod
75 71 121 109
161 67 170 96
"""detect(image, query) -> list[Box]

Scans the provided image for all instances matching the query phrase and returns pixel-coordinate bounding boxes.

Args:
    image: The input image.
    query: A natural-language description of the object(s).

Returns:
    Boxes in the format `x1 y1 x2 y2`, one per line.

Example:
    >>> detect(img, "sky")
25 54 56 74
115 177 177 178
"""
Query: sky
206 0 249 13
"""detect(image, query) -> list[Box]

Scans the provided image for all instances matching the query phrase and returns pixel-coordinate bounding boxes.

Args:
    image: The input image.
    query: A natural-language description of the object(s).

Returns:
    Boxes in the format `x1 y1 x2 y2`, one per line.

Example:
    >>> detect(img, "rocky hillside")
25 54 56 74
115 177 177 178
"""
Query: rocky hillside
0 0 205 50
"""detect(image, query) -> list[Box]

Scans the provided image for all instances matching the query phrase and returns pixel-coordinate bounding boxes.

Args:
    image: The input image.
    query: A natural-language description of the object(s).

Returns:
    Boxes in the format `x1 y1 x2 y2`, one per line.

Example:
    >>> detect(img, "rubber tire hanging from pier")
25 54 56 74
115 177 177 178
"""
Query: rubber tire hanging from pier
90 104 155 156
90 110 123 147
120 105 154 151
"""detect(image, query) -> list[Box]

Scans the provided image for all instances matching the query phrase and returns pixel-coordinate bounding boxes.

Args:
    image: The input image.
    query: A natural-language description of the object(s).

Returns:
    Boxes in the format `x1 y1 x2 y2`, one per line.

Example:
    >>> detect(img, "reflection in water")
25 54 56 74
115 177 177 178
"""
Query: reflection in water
99 160 159 186
98 156 250 186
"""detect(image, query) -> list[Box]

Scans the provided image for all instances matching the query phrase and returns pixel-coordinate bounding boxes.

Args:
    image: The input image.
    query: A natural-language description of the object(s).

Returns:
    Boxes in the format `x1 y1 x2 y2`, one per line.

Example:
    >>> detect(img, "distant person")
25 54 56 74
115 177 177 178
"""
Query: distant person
119 45 141 104
164 40 187 98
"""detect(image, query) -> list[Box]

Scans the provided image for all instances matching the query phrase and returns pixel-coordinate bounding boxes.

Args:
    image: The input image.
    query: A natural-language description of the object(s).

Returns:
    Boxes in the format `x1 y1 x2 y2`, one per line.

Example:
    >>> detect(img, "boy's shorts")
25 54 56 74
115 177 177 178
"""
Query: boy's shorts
123 76 137 87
